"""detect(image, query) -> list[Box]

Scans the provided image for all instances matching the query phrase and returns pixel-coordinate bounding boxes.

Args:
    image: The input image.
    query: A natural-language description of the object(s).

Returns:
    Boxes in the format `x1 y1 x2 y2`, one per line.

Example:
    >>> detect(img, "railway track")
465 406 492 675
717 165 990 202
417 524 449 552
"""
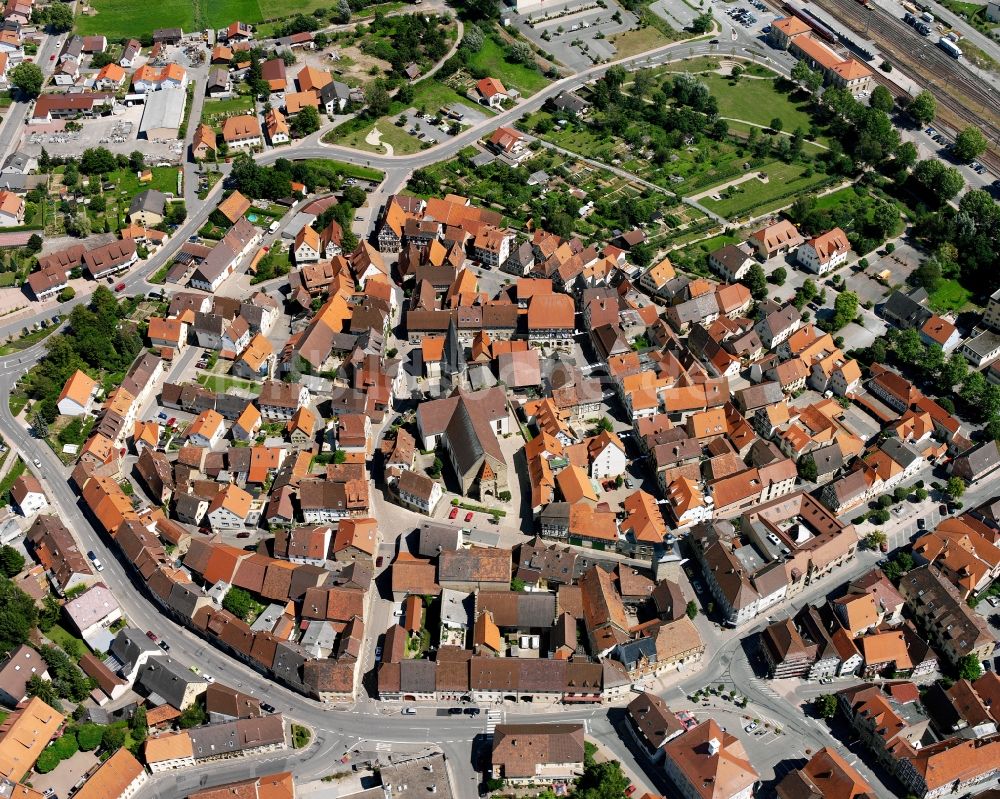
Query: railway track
811 0 1000 169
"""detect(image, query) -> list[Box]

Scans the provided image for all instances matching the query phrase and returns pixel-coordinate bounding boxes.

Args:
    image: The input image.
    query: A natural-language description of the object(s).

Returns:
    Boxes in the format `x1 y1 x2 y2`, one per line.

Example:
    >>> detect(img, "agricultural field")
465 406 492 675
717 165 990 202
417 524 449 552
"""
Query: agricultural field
75 0 194 38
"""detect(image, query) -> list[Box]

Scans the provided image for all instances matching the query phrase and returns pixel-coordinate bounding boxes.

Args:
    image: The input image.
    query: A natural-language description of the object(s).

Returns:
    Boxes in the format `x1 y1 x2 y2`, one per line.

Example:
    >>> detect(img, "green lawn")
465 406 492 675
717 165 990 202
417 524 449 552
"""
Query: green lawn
928 278 973 312
202 96 255 126
197 374 262 395
698 74 817 136
297 159 384 183
75 0 195 38
465 37 550 96
700 161 834 219
0 458 25 507
45 624 88 659
334 121 423 154
0 324 58 355
111 167 180 199
410 79 493 117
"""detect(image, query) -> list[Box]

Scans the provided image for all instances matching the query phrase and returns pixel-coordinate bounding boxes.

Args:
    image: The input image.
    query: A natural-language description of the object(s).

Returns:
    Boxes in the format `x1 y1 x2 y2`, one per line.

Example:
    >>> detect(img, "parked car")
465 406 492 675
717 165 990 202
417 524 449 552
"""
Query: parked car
744 722 758 733
374 646 382 662
146 630 158 642
157 641 170 652
261 703 276 713
236 532 251 538
376 556 384 568
625 786 637 797
402 707 417 715
449 507 458 520
463 707 481 715
448 707 463 715
204 674 215 683
114 282 126 292
465 512 473 523
939 504 948 514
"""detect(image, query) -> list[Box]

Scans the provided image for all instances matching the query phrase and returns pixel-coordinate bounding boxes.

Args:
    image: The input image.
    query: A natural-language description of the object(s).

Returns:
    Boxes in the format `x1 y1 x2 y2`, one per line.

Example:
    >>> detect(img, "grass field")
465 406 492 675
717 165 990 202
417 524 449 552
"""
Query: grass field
700 161 833 218
197 374 262 395
202 96 255 127
297 159 384 182
410 79 492 116
929 278 974 312
698 73 816 136
613 25 675 58
112 166 180 198
332 120 424 154
465 37 549 96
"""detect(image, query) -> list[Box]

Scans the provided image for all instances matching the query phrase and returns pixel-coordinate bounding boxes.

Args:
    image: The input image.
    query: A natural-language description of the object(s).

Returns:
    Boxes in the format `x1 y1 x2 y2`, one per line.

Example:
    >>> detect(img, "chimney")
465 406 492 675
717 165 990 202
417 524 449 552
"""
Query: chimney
707 737 720 756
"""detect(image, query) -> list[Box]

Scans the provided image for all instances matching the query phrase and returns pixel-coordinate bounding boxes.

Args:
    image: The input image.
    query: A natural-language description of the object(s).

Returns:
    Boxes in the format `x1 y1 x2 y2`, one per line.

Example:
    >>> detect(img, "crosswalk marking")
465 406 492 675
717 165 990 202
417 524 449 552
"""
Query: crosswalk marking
485 710 504 736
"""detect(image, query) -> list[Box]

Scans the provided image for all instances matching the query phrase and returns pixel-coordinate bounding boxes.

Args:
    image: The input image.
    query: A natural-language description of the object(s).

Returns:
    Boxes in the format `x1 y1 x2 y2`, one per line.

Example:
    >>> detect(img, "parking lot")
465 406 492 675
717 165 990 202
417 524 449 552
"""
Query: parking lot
511 0 639 71
398 103 492 146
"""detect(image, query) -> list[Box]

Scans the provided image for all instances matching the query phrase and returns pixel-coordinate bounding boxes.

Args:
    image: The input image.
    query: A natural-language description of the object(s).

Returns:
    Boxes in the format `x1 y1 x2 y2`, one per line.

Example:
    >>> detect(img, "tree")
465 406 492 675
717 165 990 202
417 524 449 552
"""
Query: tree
798 455 817 482
27 233 43 254
791 59 811 88
100 724 126 753
364 81 391 117
864 530 887 550
911 257 942 292
222 587 255 621
0 579 38 654
953 126 988 163
912 159 964 205
179 703 206 729
510 577 525 592
915 487 929 501
76 723 104 751
816 693 838 719
80 147 117 175
34 748 60 774
829 291 858 331
39 2 73 31
686 600 698 619
770 267 787 286
690 11 713 32
291 105 321 137
58 287 76 303
130 705 147 743
332 0 351 23
870 85 894 113
908 90 936 125
769 117 784 132
462 23 484 51
10 62 43 98
958 654 983 681
0 546 24 578
946 476 965 499
595 417 614 433
27 674 59 708
744 264 768 300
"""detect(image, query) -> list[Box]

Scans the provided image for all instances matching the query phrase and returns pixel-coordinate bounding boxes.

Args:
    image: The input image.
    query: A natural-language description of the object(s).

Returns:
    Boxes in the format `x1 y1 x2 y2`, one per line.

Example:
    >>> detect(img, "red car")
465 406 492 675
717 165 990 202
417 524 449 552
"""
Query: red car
625 786 637 797
464 512 473 522
167 417 176 427
449 507 458 520
114 282 126 292
145 630 158 642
